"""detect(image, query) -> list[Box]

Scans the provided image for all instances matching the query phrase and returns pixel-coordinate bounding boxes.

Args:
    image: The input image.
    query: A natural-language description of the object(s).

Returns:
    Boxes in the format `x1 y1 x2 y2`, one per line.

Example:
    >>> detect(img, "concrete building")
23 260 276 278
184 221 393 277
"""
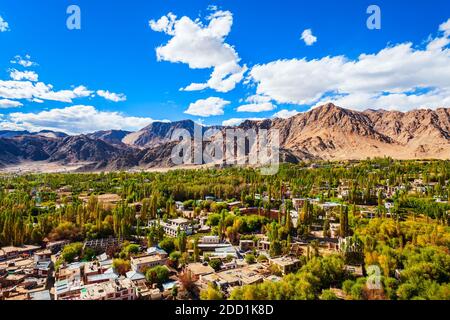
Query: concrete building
148 218 193 237
200 236 220 244
131 254 167 273
239 240 255 252
78 278 137 300
269 256 301 275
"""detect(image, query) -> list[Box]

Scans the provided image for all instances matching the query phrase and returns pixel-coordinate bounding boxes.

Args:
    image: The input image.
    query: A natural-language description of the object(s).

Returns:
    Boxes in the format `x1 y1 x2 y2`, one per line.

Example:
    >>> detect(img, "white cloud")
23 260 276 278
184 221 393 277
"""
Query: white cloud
249 19 450 112
301 29 317 46
272 109 299 119
150 9 246 92
9 69 39 82
222 117 264 126
439 18 450 36
0 105 156 134
235 94 276 112
96 90 127 102
184 97 230 117
0 80 92 103
0 99 23 109
0 16 9 32
236 102 275 112
10 55 37 68
208 5 219 12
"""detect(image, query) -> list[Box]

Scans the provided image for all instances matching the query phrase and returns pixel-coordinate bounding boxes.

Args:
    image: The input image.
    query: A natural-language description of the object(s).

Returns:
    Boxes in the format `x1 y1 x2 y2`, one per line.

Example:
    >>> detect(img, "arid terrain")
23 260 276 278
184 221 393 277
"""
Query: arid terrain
1 104 449 173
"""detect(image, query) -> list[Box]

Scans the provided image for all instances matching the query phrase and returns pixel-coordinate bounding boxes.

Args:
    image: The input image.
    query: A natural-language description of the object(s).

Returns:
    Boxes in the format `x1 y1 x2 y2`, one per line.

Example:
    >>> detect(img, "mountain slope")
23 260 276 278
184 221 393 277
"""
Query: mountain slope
0 104 449 171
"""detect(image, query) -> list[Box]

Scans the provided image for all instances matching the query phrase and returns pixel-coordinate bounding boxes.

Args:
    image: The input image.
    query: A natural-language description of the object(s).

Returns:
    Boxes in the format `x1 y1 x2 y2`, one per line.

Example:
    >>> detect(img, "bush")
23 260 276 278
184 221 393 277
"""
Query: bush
112 258 131 275
320 289 339 300
245 253 256 264
60 242 83 263
209 259 222 271
146 265 169 285
159 238 175 254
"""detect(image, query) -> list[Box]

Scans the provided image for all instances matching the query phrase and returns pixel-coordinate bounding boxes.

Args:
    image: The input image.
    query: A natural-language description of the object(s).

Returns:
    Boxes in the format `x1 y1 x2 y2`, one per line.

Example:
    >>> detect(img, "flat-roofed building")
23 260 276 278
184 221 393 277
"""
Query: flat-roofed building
200 235 220 244
0 245 41 261
269 256 301 275
202 267 264 289
239 240 255 252
186 263 215 279
148 218 193 237
78 278 137 301
131 254 167 273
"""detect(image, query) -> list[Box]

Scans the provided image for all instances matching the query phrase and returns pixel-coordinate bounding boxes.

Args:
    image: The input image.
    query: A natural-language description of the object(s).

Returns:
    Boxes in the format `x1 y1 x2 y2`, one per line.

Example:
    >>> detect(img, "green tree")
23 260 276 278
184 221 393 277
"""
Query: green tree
145 265 169 285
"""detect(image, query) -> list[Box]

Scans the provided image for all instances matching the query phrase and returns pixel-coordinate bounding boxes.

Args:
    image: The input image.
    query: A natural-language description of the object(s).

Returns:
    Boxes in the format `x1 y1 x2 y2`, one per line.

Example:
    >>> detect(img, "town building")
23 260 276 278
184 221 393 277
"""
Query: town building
78 278 137 300
239 240 255 252
148 218 193 237
131 254 167 273
269 256 301 275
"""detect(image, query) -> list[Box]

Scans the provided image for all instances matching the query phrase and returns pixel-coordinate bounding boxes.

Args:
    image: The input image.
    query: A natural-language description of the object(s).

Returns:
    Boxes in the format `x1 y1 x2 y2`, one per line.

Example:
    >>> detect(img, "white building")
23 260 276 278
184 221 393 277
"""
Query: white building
148 218 193 237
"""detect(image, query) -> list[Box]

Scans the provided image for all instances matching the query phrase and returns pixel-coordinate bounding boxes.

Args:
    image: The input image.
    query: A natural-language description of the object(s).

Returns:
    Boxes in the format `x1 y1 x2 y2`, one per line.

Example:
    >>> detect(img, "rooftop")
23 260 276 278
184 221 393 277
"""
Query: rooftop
186 263 215 276
131 254 167 265
270 256 301 267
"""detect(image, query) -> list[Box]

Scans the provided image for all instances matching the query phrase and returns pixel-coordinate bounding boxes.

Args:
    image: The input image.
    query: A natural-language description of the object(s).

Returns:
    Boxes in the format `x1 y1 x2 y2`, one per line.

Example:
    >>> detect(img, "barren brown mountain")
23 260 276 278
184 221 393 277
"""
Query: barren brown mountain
0 103 448 171
241 103 450 161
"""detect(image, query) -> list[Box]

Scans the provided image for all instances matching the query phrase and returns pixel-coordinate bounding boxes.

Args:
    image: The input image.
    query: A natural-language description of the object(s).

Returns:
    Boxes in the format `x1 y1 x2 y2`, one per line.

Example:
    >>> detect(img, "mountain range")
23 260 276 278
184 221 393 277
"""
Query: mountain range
0 103 449 172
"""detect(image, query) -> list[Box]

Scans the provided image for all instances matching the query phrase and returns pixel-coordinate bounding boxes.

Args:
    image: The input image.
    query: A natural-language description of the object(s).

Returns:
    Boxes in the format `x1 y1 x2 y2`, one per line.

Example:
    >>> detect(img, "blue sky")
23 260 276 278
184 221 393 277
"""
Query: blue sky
0 0 449 133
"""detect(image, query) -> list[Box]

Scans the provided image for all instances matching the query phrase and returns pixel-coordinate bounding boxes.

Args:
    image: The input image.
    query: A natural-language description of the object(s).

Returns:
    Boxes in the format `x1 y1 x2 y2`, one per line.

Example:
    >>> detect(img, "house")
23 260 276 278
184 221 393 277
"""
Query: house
85 270 119 285
146 246 168 257
131 254 167 273
78 278 137 300
84 237 123 252
34 260 52 277
54 262 84 300
227 201 242 209
0 245 41 261
34 249 52 263
257 237 271 252
175 201 185 211
202 266 264 289
269 256 301 275
200 236 220 244
344 265 364 277
83 260 115 284
148 218 193 237
186 263 215 279
239 240 255 252
126 270 146 282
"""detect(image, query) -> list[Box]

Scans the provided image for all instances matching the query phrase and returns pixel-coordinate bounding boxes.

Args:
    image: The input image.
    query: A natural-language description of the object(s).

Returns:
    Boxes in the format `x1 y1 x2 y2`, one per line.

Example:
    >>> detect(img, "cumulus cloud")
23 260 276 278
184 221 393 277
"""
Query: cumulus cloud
184 97 230 117
272 109 299 119
9 69 39 82
236 102 275 112
0 80 92 103
0 105 156 134
150 9 247 92
0 99 23 109
222 117 264 126
96 90 127 102
301 29 317 46
249 19 450 111
236 94 276 112
0 16 9 32
10 55 37 68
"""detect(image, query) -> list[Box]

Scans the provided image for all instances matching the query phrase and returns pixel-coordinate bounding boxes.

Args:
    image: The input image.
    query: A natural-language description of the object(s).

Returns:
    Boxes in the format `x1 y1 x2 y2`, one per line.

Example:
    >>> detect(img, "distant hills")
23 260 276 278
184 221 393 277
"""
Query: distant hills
0 103 449 171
